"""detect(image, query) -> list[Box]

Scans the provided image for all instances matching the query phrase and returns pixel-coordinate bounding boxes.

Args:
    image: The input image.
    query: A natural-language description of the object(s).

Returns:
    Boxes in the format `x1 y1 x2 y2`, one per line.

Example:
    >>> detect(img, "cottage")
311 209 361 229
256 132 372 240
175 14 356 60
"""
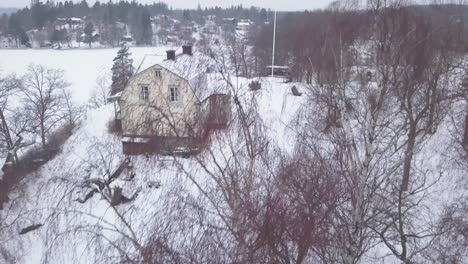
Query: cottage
236 19 252 31
117 45 231 155
265 65 291 79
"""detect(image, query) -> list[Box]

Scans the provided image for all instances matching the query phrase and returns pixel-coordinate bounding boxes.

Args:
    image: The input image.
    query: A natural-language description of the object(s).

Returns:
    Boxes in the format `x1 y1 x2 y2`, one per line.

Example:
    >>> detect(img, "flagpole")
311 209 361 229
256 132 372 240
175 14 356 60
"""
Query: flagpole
271 10 277 77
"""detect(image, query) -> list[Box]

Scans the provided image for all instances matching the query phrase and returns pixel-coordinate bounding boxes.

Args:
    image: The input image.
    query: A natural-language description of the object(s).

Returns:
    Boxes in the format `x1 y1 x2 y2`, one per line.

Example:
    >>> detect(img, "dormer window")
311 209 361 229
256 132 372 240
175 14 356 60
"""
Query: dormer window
140 86 149 100
169 87 180 102
154 69 162 78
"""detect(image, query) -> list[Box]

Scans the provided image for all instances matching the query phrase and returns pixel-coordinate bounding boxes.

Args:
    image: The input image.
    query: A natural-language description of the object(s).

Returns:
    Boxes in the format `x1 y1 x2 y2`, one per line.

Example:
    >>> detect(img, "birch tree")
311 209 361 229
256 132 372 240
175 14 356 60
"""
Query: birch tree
0 73 32 166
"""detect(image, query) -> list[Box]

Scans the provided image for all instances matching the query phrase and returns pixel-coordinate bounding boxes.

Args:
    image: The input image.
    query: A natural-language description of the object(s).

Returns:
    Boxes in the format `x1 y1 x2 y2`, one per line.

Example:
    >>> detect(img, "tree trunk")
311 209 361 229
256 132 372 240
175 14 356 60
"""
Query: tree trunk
41 120 47 150
463 109 468 149
402 125 417 191
0 109 13 151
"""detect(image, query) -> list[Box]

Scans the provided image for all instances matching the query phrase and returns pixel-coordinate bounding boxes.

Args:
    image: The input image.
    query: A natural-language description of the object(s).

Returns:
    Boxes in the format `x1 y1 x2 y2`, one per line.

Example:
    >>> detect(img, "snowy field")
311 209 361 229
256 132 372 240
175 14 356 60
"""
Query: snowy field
0 47 177 103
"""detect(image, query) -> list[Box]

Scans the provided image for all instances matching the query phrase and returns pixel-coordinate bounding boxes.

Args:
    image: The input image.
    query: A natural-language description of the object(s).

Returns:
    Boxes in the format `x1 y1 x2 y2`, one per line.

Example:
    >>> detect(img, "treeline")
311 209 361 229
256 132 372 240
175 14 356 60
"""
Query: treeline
1 1 170 46
249 4 468 82
19 0 169 29
0 0 271 47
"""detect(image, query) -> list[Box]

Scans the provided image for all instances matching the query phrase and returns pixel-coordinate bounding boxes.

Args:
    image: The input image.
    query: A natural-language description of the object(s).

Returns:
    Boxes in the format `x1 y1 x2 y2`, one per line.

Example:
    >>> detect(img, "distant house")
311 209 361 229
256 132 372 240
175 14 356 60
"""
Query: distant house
151 15 170 24
121 35 133 43
55 17 83 31
221 18 237 25
203 20 218 34
166 35 179 44
236 19 252 31
116 45 231 155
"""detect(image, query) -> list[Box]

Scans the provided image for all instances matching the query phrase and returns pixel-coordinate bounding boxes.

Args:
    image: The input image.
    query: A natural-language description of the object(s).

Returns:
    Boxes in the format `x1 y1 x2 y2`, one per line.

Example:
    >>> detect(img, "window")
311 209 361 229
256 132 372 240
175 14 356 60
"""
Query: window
154 69 161 78
169 87 180 102
140 86 149 100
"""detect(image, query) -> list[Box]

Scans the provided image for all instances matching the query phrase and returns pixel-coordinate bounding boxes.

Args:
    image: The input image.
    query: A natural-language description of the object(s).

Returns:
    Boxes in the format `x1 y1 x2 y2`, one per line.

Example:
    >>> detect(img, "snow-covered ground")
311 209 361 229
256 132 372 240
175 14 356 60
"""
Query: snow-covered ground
0 47 466 263
0 47 307 262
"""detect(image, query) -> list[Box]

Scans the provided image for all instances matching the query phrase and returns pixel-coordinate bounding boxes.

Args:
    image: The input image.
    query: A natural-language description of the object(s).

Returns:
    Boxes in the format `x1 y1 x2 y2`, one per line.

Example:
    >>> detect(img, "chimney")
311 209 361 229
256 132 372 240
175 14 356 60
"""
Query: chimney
166 50 175 60
182 45 193 56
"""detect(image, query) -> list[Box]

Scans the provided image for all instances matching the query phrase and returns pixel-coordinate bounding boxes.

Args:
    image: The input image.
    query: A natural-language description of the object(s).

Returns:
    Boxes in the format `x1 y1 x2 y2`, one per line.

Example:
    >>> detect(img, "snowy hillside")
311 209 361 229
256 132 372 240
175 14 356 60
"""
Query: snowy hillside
0 69 308 263
3 1 468 263
0 46 466 262
0 42 468 263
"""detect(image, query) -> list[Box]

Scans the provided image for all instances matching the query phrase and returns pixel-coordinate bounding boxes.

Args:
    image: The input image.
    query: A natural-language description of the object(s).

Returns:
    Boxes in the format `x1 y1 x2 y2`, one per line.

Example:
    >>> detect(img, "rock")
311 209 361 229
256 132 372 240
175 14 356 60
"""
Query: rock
19 224 43 235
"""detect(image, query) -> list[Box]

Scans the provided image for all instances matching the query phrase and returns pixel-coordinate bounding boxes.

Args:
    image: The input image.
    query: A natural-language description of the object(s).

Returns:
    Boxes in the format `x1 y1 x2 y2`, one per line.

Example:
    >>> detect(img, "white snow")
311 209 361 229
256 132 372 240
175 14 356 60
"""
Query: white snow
0 48 306 262
0 47 466 264
0 47 175 104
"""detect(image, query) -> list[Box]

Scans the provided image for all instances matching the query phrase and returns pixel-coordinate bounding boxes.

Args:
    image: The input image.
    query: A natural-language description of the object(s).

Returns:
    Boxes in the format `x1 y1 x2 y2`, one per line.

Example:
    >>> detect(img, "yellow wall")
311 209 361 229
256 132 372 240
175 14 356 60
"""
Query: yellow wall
120 65 202 138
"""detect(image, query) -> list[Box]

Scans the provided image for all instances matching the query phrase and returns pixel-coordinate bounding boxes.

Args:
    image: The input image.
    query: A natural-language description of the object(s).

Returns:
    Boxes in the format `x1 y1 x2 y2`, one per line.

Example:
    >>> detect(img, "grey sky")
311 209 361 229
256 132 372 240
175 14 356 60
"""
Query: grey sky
0 0 334 11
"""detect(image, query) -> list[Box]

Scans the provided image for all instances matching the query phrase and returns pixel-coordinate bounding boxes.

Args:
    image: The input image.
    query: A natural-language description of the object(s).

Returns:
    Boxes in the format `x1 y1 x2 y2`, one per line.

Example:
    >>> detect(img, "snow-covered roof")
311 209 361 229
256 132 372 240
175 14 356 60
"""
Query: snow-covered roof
107 91 122 103
266 65 289 69
159 52 213 83
80 31 99 38
135 50 226 102
122 136 151 143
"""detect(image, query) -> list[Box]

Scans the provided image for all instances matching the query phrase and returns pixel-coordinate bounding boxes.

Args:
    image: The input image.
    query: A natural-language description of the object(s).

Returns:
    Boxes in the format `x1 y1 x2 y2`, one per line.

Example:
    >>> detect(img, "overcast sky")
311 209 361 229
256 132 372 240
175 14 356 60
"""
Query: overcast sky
0 0 334 11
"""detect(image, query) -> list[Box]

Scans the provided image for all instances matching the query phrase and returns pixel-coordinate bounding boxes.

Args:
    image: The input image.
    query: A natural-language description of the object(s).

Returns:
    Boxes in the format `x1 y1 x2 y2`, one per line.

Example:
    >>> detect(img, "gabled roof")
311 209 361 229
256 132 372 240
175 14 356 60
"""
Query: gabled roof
134 50 227 102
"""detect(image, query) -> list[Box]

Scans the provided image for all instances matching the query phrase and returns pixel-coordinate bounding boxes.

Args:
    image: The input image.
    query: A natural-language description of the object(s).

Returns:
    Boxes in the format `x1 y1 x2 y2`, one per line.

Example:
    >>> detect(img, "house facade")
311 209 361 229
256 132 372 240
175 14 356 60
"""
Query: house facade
118 46 230 155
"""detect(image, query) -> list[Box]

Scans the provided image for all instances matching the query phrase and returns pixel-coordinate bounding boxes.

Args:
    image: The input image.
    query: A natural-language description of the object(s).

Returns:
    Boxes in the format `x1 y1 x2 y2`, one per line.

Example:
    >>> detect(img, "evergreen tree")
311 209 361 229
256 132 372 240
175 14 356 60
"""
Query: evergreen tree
51 28 67 44
83 21 94 47
183 9 192 21
0 14 9 33
78 0 90 17
31 1 47 29
8 14 29 47
140 9 152 45
18 27 29 47
260 8 268 23
110 46 134 95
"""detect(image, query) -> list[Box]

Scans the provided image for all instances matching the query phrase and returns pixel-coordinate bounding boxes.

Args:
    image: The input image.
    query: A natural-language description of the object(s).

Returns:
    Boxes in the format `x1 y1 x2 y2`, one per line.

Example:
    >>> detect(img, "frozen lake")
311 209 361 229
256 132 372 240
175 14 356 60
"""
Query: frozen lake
0 47 175 104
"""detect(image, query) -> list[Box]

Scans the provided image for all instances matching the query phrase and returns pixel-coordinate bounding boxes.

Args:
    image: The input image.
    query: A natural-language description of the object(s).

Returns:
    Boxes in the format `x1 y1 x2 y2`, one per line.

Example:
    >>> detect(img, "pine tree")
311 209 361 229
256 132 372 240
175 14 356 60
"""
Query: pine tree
8 14 29 47
141 9 153 45
110 46 134 95
84 22 95 48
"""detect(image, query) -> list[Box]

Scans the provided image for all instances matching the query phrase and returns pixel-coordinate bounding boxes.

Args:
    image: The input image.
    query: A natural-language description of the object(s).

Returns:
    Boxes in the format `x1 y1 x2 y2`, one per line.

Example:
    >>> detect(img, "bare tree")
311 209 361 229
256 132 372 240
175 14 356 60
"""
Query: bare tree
89 74 110 109
22 64 71 150
0 72 33 166
360 1 464 262
0 73 22 164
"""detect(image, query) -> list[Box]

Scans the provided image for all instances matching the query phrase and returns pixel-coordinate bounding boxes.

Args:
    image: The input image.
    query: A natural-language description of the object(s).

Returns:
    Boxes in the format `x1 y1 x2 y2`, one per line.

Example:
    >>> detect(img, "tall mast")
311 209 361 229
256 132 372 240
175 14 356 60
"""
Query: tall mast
271 11 277 77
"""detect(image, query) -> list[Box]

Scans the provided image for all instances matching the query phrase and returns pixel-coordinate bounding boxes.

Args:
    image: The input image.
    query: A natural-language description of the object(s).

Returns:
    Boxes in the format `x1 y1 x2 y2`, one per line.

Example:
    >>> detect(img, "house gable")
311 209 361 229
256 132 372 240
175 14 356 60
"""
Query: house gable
120 64 201 138
117 49 231 155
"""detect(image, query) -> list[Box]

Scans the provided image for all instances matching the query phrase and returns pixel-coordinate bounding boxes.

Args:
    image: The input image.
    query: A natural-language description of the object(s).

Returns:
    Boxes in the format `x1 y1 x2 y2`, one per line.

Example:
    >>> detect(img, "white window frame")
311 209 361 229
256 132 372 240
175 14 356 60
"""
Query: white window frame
140 86 149 101
169 86 180 102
